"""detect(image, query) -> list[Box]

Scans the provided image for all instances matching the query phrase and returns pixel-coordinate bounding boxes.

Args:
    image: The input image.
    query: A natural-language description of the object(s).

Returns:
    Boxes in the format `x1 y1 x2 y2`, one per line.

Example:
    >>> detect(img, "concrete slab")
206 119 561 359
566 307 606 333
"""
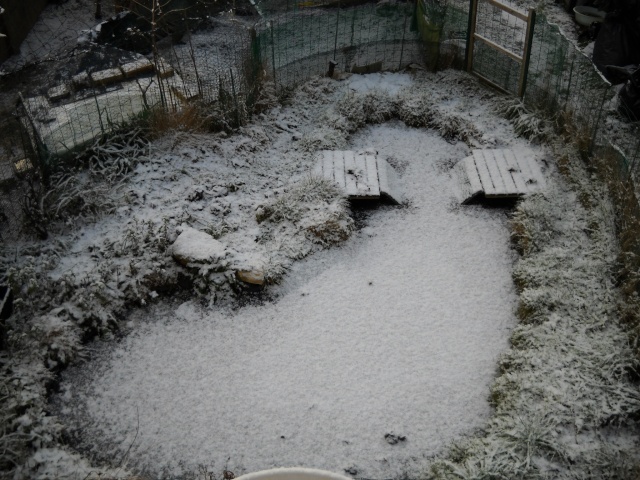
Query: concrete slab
48 84 70 102
91 67 125 86
121 58 154 78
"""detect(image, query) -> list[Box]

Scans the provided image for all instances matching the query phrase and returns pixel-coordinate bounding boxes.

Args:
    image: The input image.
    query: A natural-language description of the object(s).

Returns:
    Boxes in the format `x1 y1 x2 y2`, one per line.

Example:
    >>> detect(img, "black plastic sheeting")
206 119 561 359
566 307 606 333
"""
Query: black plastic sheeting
619 67 640 122
592 0 640 82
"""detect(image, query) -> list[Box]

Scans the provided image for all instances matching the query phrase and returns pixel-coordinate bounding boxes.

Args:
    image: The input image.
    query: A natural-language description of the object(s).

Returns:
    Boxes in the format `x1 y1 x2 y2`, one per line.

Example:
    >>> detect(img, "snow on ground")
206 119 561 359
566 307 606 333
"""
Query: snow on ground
47 72 533 479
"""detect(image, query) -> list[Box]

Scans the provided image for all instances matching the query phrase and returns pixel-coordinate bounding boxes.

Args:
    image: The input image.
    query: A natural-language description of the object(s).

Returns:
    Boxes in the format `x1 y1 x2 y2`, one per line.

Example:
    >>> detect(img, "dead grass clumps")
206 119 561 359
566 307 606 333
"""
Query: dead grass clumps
255 176 354 284
429 138 640 479
494 97 549 142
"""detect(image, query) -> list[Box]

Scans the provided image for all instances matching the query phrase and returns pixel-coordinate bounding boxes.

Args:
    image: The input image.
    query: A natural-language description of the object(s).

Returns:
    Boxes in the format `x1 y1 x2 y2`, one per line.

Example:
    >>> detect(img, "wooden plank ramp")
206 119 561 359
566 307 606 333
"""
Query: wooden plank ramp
313 150 402 204
457 148 546 204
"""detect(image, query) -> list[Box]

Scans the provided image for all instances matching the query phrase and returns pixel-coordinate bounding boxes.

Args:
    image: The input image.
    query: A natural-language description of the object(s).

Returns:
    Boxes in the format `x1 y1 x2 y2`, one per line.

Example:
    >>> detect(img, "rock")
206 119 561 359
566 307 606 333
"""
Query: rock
187 187 204 202
236 268 265 286
171 226 226 267
211 186 229 198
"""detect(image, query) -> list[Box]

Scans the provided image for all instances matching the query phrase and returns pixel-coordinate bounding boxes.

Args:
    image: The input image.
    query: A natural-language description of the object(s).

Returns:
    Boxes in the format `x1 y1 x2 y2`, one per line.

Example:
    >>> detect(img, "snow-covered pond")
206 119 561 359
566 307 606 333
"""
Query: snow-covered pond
54 120 517 478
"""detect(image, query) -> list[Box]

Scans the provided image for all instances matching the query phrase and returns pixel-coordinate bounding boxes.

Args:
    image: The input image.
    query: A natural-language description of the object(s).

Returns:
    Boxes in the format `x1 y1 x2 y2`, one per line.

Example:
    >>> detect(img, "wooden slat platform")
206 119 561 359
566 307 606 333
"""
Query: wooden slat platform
313 150 402 204
456 148 546 204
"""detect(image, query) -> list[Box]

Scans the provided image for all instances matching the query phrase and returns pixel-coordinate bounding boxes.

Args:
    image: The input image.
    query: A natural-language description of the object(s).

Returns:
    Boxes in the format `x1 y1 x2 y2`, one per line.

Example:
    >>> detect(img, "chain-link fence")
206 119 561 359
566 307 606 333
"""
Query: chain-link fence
1 0 639 242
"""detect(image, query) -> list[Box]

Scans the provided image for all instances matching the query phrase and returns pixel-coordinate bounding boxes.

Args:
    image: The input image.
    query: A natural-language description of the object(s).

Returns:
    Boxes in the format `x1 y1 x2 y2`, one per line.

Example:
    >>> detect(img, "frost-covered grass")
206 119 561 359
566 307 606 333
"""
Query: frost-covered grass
427 105 640 480
2 70 639 479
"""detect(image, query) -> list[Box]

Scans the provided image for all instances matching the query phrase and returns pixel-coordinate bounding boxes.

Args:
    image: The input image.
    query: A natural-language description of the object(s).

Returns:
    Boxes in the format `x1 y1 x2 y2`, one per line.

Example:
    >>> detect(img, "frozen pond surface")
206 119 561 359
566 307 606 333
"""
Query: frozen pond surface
54 122 517 479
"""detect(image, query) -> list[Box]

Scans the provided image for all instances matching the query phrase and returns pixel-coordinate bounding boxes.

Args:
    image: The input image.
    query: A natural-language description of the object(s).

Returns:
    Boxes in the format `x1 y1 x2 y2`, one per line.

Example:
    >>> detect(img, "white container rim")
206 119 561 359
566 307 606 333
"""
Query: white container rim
235 468 354 480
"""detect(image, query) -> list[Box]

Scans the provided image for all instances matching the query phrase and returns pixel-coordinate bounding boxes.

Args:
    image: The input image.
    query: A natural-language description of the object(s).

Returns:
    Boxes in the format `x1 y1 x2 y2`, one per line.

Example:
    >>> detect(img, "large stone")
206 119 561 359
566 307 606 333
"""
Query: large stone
171 226 226 267
236 269 265 286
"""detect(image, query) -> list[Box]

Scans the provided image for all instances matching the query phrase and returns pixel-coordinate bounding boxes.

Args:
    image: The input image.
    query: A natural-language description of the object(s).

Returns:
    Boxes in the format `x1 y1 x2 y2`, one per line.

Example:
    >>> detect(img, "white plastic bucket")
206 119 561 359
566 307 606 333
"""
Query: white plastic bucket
235 468 353 480
573 6 606 26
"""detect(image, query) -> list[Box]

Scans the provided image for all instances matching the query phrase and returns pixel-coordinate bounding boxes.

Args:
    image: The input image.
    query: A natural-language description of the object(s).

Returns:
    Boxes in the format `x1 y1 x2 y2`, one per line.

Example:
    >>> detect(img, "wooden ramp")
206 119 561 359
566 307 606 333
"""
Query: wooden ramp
456 149 546 204
313 150 403 204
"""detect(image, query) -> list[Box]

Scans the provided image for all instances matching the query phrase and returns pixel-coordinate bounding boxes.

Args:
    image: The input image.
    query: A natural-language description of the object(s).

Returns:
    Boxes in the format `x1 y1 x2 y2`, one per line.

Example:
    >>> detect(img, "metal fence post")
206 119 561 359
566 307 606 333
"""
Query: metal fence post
589 87 608 156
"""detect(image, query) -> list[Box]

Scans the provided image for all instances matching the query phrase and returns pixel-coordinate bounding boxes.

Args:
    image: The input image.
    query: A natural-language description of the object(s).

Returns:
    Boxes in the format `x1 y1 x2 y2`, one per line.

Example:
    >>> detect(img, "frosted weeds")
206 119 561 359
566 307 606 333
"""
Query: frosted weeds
3 70 639 479
54 122 518 479
428 125 640 479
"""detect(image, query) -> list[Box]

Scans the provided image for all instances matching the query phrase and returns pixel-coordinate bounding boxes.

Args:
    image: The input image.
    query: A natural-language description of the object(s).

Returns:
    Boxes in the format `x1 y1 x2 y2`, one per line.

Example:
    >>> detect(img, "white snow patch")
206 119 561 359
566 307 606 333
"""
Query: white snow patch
171 226 228 264
345 72 413 96
55 122 519 479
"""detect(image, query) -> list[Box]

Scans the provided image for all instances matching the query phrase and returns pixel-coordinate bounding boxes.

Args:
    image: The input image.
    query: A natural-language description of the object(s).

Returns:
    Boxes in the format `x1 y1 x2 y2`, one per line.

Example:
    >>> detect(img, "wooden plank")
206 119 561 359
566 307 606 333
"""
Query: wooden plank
514 152 538 193
501 149 529 193
471 72 512 95
473 33 523 63
480 150 511 196
343 151 359 197
312 152 324 177
377 157 403 204
352 154 366 196
333 151 347 189
486 0 528 21
363 153 381 197
513 150 546 192
492 149 519 194
518 8 536 98
463 156 485 196
473 150 497 195
321 151 334 182
458 156 484 204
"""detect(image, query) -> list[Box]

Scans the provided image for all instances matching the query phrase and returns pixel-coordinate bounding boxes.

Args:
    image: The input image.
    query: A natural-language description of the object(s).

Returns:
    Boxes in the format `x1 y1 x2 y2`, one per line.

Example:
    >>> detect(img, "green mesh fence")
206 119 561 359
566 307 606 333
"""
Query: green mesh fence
524 14 609 147
3 0 640 241
254 2 423 95
469 0 528 94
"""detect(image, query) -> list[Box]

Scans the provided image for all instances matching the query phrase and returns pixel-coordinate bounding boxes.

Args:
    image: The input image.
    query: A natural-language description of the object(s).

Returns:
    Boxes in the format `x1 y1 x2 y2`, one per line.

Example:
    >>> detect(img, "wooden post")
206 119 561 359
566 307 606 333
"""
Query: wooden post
399 5 409 70
328 60 338 77
465 0 479 73
270 22 277 94
518 8 536 99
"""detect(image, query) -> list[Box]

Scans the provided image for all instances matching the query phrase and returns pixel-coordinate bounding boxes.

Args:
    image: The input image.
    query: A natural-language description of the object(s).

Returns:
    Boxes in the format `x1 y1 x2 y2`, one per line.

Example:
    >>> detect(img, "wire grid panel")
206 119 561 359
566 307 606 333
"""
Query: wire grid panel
0 117 33 242
415 0 470 70
470 0 530 94
159 21 256 106
256 2 423 93
524 15 610 144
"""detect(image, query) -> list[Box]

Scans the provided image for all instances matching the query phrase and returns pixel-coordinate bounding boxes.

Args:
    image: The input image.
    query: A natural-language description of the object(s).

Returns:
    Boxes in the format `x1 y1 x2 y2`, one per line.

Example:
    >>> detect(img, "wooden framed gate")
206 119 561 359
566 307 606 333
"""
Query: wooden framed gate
465 0 536 97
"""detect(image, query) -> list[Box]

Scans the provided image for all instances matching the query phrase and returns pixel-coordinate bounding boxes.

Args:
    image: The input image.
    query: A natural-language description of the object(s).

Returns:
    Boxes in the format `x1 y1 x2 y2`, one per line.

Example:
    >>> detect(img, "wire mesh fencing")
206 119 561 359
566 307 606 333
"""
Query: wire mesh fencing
524 14 609 149
255 1 423 97
0 116 36 242
1 0 640 242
